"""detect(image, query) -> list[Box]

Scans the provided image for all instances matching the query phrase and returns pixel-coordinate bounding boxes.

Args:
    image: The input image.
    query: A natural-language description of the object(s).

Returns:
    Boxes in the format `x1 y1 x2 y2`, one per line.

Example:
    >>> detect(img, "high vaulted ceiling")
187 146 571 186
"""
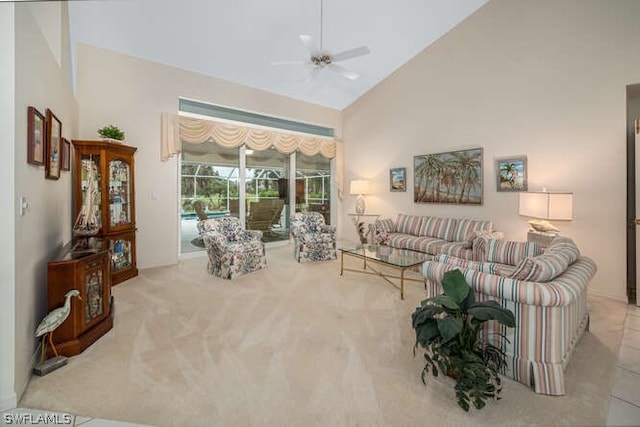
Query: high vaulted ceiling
68 0 487 110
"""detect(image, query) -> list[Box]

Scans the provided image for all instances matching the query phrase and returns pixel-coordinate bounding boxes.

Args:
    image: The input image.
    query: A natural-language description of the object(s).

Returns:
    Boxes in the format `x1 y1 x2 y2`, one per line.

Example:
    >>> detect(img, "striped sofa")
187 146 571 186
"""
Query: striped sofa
368 213 501 260
421 236 596 395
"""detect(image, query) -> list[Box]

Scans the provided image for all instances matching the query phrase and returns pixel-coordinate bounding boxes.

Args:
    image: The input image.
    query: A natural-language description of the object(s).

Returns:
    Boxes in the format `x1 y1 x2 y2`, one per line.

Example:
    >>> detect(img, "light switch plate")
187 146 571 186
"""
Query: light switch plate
19 195 28 216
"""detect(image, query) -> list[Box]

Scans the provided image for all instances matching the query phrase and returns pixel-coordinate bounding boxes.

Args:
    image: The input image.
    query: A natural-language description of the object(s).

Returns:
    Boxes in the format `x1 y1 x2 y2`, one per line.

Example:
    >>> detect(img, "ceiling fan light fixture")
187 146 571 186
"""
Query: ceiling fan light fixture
273 0 370 81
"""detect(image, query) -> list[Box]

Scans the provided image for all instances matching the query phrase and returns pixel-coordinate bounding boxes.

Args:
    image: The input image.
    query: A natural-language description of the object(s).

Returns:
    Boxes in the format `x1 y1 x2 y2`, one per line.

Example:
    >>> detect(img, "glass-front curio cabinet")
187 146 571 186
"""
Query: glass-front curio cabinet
72 140 138 285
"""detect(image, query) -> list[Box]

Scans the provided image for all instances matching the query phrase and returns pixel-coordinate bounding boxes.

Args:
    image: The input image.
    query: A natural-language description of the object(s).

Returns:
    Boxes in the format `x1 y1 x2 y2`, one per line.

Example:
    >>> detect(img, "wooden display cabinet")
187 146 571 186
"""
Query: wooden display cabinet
72 140 138 285
47 238 113 357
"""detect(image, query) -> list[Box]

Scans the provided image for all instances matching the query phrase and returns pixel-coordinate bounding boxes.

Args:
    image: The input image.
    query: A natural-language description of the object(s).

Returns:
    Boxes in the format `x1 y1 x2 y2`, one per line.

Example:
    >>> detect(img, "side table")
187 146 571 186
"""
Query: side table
347 213 380 244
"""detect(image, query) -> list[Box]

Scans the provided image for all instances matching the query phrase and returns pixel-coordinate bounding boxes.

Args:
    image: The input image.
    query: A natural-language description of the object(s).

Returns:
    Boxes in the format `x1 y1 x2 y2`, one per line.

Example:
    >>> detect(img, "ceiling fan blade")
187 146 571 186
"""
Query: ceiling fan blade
270 60 306 66
299 34 320 55
331 46 370 62
328 63 359 80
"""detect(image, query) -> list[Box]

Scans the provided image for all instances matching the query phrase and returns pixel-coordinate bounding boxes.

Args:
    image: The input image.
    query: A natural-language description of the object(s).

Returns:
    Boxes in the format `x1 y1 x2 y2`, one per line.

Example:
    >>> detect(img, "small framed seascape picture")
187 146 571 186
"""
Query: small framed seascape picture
45 108 62 180
27 106 45 166
61 138 71 171
390 167 406 192
496 156 527 192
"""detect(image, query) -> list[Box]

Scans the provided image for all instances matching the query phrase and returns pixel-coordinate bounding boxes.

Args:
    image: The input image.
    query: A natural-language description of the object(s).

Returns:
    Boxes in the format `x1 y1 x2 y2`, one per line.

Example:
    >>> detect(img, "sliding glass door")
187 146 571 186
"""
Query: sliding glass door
179 144 333 253
245 148 290 243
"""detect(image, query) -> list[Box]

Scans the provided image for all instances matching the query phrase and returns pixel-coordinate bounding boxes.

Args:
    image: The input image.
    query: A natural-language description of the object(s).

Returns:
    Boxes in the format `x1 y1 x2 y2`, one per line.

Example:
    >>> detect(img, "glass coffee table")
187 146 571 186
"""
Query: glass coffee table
339 245 432 299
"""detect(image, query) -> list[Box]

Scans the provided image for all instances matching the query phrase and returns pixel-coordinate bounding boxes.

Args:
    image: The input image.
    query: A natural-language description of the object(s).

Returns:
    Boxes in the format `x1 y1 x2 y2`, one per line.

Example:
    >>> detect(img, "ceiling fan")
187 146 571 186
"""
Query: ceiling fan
272 0 370 81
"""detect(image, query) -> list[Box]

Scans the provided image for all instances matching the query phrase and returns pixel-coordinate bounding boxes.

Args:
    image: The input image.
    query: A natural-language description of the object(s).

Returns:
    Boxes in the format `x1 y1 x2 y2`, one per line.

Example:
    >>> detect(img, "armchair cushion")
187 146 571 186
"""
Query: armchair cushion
199 216 266 279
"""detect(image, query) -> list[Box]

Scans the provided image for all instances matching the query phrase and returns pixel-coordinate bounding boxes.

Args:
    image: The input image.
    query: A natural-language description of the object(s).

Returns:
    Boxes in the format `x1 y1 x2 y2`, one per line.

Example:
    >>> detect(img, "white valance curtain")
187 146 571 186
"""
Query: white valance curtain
161 113 344 198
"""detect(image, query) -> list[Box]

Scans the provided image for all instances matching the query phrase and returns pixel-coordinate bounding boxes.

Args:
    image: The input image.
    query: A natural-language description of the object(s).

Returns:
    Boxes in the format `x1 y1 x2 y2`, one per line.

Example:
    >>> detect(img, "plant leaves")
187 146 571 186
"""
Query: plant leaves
441 269 470 304
468 303 516 327
411 305 445 327
415 321 440 346
427 295 460 310
437 317 463 341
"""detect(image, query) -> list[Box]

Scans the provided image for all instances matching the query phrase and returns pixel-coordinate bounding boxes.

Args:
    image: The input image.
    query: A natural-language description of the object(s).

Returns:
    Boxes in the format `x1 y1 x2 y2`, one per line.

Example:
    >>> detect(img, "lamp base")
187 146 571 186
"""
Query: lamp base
355 195 366 214
528 219 559 233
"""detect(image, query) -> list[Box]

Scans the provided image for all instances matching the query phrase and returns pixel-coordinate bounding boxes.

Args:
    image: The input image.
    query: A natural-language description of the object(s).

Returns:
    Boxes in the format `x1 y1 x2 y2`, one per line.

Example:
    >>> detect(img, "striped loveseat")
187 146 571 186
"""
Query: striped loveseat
368 213 501 260
421 236 596 395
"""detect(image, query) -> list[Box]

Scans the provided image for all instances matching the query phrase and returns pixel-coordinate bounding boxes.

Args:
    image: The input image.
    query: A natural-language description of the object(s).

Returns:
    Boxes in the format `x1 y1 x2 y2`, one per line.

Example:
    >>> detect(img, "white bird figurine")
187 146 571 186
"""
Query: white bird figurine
35 289 82 362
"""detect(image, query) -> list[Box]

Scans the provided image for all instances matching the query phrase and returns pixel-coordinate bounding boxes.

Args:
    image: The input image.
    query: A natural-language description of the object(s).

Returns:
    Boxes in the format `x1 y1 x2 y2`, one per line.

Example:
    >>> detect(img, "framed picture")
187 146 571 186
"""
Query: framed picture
389 167 406 192
496 156 527 192
45 108 61 180
61 138 71 171
27 106 45 165
414 147 483 205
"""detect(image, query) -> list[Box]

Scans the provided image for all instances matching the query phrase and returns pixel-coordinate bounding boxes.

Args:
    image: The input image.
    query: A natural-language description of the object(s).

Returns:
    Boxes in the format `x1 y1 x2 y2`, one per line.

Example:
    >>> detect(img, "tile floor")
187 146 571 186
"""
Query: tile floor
3 304 640 427
607 303 640 426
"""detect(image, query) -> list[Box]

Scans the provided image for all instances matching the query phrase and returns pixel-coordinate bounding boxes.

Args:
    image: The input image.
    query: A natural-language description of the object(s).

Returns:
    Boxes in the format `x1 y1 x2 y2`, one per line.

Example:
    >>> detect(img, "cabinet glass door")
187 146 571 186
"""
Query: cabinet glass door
108 159 131 227
110 236 133 273
84 268 104 325
80 155 102 231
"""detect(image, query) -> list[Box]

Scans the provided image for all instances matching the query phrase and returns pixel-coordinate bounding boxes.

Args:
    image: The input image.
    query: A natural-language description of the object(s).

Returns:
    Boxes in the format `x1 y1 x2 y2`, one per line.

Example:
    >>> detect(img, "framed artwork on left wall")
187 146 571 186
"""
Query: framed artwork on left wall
45 108 62 180
27 106 45 166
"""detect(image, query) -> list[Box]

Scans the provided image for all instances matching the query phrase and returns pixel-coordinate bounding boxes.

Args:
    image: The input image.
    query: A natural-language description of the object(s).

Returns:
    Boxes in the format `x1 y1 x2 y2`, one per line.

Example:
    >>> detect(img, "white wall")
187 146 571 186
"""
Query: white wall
0 3 17 412
75 44 342 269
13 2 78 400
342 0 640 301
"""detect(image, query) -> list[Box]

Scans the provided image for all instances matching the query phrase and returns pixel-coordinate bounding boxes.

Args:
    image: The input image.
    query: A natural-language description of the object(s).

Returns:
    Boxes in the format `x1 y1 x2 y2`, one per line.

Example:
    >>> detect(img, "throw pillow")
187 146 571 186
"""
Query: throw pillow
394 213 423 235
420 217 457 241
508 257 536 280
509 237 581 282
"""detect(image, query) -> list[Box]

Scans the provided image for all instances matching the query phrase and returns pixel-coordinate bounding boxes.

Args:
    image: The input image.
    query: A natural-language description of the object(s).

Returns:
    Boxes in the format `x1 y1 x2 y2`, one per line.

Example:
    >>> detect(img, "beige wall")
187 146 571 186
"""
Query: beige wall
13 3 78 401
0 3 17 412
75 44 342 269
342 0 640 301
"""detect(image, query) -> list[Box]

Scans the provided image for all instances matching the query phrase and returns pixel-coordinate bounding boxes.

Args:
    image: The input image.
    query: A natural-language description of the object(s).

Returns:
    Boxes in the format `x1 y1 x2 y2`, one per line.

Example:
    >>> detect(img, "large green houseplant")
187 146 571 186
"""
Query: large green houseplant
411 269 516 411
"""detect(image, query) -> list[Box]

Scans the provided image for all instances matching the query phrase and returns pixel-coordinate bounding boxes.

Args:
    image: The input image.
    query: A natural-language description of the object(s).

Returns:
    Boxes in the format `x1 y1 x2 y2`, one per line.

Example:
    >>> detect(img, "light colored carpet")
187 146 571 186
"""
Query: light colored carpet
20 244 626 426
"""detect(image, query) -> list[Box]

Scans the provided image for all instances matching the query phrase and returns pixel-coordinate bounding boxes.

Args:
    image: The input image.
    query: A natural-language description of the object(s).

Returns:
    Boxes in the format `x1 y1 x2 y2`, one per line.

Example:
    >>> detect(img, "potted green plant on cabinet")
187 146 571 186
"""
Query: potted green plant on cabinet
411 269 516 411
97 125 125 142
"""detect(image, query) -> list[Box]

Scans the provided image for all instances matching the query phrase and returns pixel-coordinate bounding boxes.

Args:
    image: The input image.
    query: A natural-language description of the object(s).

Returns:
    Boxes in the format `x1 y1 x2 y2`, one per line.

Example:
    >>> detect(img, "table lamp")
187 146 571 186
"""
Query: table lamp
518 190 573 234
350 180 370 214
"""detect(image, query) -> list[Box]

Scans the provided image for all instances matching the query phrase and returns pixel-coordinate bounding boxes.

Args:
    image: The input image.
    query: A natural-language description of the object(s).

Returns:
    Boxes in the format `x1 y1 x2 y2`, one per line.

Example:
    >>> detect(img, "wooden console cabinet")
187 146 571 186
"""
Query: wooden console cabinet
47 238 113 357
72 140 138 285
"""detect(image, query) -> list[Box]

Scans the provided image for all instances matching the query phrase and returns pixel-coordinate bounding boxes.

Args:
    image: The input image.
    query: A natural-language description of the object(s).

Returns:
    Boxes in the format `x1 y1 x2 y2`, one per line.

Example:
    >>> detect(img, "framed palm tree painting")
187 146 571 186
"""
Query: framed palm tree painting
496 156 527 192
414 147 483 205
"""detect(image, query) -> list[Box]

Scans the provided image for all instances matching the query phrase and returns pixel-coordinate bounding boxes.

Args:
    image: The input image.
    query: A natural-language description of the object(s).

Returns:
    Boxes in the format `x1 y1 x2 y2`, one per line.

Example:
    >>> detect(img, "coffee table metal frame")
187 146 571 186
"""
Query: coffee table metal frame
339 245 431 299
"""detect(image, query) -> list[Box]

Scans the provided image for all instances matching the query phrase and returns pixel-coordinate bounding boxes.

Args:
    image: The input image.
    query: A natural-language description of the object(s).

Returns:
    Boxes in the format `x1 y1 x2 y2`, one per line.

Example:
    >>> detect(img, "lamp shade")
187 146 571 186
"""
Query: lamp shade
350 180 370 195
518 191 573 220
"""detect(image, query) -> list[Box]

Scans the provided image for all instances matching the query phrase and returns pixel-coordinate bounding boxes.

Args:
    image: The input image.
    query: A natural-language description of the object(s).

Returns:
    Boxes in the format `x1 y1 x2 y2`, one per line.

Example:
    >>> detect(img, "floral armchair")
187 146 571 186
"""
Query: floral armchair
290 212 337 262
198 217 267 279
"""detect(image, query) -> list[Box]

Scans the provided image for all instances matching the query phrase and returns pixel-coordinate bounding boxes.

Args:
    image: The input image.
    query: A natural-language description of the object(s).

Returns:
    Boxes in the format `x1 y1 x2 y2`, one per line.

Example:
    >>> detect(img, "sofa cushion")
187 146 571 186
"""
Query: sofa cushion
437 242 475 259
435 254 499 273
509 237 581 282
486 239 542 266
452 219 495 247
419 217 458 241
394 213 423 235
376 218 395 233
